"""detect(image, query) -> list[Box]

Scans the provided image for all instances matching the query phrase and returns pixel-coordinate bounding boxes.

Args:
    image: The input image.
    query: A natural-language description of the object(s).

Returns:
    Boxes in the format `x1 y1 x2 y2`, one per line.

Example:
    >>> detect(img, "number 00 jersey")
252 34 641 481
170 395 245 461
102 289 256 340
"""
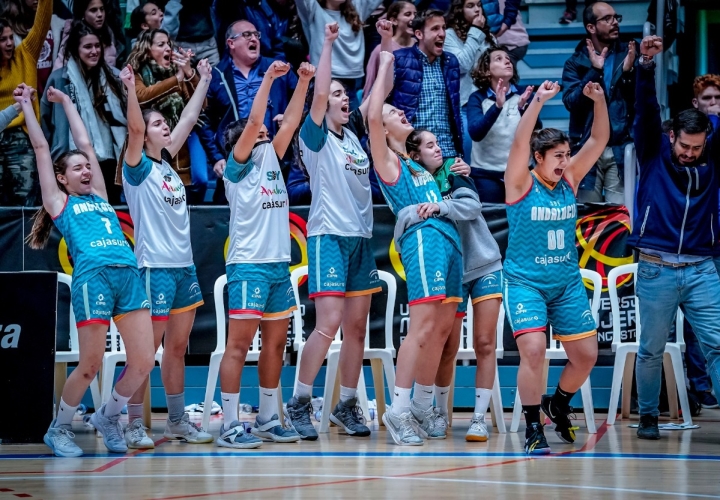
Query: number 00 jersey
52 193 137 282
504 172 579 288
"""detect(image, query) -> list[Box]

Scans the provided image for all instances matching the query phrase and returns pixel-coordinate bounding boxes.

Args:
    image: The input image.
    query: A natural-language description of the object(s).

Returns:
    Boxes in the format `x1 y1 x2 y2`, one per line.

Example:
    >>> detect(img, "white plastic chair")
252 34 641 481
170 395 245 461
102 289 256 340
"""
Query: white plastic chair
450 299 507 432
510 269 602 433
55 273 101 411
291 266 397 433
606 263 691 425
201 275 287 431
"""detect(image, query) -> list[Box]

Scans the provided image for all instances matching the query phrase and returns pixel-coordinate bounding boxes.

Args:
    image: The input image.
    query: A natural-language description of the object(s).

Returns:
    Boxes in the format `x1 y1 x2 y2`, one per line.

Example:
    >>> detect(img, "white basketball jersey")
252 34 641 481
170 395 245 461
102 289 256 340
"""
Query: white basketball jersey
122 151 193 268
225 142 290 264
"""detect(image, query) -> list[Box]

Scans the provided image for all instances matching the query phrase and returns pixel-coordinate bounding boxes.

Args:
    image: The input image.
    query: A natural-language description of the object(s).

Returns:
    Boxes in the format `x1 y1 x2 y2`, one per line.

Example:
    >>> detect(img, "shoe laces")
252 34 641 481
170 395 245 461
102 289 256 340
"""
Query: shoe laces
104 413 124 442
348 405 367 425
54 427 76 445
433 409 448 430
470 413 485 429
127 420 148 440
290 400 313 426
180 413 204 434
398 413 417 437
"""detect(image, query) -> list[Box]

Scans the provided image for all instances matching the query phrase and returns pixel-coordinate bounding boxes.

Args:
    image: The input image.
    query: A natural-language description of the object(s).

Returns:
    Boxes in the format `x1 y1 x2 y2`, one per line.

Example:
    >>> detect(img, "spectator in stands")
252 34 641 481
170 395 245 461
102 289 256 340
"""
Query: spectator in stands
631 36 720 440
0 0 51 206
560 0 595 25
296 0 384 110
445 0 494 160
1 0 54 94
692 74 720 116
562 2 637 204
54 0 120 70
466 46 533 203
175 3 219 66
41 21 127 204
389 10 463 159
128 0 183 42
495 0 529 65
126 28 207 202
199 19 297 203
362 1 416 102
479 0 521 37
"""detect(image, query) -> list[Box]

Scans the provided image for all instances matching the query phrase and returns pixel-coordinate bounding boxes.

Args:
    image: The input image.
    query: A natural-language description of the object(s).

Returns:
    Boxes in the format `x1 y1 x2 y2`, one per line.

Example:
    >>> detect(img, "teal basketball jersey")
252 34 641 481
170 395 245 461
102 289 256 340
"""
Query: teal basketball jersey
53 194 138 282
504 173 579 288
378 155 460 250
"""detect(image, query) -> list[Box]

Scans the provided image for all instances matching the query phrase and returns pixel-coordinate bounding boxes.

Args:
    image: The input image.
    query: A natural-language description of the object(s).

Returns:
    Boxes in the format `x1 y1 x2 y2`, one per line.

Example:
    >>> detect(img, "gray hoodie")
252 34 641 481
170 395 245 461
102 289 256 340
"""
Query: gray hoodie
394 174 503 284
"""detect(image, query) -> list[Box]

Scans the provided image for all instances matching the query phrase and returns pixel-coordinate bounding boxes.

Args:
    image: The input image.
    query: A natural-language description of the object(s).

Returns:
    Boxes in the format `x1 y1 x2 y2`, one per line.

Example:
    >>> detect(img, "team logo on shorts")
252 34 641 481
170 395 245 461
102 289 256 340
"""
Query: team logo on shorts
252 288 262 299
515 303 527 315
434 271 445 282
286 286 295 297
369 269 379 281
327 267 338 278
141 300 151 309
481 274 498 284
581 310 595 325
96 294 106 305
156 293 166 305
189 282 201 296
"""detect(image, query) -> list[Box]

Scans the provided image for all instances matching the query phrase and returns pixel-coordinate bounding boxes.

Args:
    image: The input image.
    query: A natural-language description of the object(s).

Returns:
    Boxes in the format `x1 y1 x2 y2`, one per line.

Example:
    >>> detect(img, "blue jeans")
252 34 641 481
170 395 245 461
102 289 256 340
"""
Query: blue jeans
636 259 720 416
683 319 713 392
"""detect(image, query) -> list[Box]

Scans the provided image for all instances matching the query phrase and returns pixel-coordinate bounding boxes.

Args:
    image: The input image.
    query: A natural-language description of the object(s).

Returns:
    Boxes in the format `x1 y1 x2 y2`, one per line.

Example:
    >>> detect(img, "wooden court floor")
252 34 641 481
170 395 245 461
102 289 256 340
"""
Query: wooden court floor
2 410 720 499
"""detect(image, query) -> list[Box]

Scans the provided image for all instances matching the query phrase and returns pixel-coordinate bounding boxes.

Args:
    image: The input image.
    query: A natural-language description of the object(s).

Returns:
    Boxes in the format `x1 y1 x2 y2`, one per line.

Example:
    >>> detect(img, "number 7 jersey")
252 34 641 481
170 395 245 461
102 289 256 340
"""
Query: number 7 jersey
504 172 579 288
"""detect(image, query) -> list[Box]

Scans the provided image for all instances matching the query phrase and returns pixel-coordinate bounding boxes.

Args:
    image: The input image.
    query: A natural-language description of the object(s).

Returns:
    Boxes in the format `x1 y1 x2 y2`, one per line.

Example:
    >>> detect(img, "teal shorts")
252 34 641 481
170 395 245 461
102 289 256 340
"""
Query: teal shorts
227 262 297 320
400 227 463 306
457 270 504 316
140 266 204 321
502 275 597 341
72 266 150 328
307 235 382 299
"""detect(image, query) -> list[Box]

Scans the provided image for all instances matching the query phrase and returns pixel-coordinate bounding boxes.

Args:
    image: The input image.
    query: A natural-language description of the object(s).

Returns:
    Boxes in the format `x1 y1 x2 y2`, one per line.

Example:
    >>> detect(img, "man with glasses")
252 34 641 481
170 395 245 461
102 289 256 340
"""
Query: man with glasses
198 19 297 203
562 1 637 204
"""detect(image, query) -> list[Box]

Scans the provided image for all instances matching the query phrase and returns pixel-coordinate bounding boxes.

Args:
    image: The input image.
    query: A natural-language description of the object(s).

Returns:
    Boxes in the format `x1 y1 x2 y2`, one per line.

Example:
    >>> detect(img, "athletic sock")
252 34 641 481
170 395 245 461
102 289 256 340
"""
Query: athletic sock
434 385 451 415
412 383 434 411
127 403 143 423
523 404 542 429
294 380 313 400
221 392 240 424
105 388 131 417
55 398 77 427
391 386 412 416
474 388 493 415
166 392 185 423
551 386 575 412
258 386 279 422
339 385 357 403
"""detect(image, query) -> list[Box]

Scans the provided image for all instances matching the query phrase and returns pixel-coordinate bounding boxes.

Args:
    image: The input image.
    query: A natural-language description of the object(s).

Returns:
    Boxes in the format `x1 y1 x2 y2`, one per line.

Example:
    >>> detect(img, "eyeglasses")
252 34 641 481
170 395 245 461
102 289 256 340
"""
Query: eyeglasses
229 31 261 41
596 14 622 24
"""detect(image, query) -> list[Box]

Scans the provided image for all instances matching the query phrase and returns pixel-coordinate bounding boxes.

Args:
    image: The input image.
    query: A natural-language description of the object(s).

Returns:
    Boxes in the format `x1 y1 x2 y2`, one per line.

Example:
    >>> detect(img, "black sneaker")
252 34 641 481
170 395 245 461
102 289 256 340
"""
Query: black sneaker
699 391 719 409
541 394 578 444
559 10 576 24
284 396 319 441
329 397 371 437
637 414 660 440
525 423 551 455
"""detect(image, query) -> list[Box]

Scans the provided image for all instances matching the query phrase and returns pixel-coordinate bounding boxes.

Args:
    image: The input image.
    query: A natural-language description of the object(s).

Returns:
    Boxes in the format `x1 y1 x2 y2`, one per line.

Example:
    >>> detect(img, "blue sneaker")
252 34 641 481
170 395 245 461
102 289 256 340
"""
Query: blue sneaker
44 420 83 457
90 404 128 453
216 421 263 449
251 414 301 442
284 396 318 440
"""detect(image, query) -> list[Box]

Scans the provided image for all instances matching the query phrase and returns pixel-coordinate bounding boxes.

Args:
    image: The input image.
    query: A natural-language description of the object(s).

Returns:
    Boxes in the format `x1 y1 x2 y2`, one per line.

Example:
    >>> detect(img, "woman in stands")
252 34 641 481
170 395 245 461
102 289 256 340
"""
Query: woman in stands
403 129 503 443
503 80 607 454
284 24 384 440
368 51 462 446
22 82 154 457
119 60 213 449
215 61 315 450
54 0 122 70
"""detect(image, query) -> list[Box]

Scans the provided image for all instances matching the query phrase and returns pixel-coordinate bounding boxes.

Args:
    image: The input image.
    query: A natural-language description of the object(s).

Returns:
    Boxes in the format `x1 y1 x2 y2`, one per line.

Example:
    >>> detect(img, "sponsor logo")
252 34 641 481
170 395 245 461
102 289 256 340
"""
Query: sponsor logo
164 194 186 207
71 201 114 215
0 324 21 349
515 303 527 315
531 204 576 222
155 293 166 305
96 294 106 306
90 238 131 249
141 300 151 309
535 251 573 266
434 271 445 282
514 316 539 325
92 309 111 316
262 200 288 209
581 310 595 325
345 163 369 176
326 267 337 278
286 286 295 297
266 170 282 181
431 286 445 292
369 269 379 281
481 274 498 284
323 281 344 288
189 282 201 295
260 185 286 196
252 287 262 299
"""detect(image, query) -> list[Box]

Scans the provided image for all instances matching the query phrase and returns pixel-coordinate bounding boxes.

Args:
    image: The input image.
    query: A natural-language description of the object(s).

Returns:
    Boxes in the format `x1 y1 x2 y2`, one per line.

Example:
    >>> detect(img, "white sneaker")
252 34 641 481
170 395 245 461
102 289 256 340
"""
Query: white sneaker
164 413 213 444
216 421 263 449
124 418 155 449
44 420 83 457
382 410 424 446
433 410 449 438
410 401 445 439
466 412 489 442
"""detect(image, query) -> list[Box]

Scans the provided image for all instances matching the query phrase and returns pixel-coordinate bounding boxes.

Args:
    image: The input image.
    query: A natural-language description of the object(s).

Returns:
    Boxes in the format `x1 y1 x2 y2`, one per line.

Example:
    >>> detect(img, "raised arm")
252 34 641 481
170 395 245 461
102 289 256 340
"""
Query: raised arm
23 0 52 60
119 65 146 169
358 19 394 121
505 80 560 201
167 59 212 158
633 36 664 165
273 63 316 158
45 86 108 200
17 85 65 215
562 40 607 112
309 24 338 126
565 82 609 190
233 61 290 163
368 51 399 184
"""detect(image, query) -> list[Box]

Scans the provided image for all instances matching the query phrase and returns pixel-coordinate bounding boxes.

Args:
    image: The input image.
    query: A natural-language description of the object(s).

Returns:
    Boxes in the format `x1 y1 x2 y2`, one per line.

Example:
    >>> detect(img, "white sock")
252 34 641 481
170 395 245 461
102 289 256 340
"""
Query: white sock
127 403 143 423
412 383 434 411
434 385 451 416
391 386 412 416
221 392 240 424
258 386 279 422
294 380 312 399
474 388 493 415
55 398 77 427
339 385 357 403
105 389 131 417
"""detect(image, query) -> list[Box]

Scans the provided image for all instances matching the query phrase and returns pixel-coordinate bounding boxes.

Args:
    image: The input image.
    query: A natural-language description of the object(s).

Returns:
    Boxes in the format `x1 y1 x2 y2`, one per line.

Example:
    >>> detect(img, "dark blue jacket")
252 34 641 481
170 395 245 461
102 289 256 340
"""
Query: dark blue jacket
562 38 637 189
389 45 464 157
481 0 520 34
629 63 720 256
197 55 297 164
